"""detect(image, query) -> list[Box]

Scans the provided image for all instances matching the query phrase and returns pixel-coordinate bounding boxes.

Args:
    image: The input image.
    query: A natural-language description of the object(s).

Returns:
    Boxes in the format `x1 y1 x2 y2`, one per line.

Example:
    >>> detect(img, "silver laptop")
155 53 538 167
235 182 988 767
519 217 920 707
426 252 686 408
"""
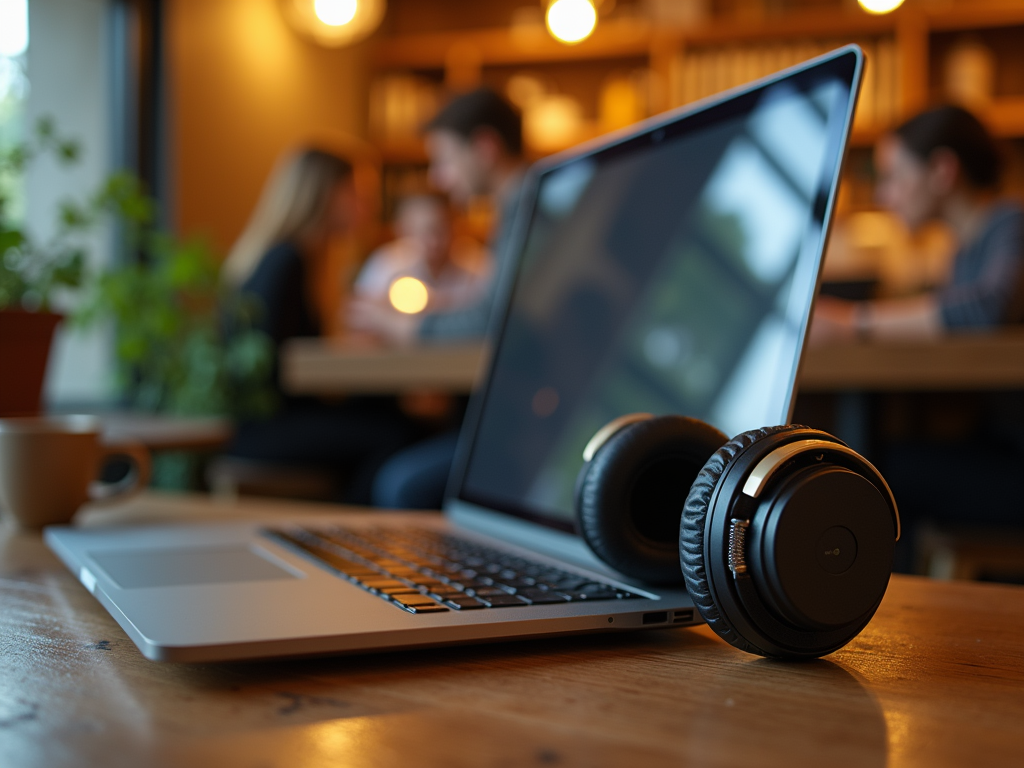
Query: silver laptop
45 47 863 663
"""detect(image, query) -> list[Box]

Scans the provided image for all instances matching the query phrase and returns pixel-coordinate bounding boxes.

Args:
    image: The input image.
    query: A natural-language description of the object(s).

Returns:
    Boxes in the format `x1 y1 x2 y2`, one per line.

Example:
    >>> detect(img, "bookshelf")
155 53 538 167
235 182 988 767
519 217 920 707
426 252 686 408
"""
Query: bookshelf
368 4 1024 153
366 1 1024 289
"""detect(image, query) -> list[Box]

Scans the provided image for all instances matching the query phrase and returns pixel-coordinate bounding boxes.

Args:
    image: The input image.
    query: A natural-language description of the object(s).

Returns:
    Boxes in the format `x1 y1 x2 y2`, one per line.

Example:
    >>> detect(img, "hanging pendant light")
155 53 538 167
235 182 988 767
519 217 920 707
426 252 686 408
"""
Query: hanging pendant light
279 0 386 48
857 0 904 15
546 0 598 45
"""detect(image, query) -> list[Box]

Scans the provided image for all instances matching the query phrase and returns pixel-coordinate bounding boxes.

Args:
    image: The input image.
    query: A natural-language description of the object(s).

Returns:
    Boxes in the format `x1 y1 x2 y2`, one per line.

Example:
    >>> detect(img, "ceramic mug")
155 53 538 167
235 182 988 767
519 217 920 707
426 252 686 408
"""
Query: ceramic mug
0 416 151 529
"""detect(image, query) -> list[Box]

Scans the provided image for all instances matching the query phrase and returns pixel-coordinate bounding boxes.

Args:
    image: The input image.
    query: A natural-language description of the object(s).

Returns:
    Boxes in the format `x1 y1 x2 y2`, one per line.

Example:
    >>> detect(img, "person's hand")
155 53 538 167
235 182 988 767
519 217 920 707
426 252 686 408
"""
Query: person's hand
344 296 422 346
808 296 859 346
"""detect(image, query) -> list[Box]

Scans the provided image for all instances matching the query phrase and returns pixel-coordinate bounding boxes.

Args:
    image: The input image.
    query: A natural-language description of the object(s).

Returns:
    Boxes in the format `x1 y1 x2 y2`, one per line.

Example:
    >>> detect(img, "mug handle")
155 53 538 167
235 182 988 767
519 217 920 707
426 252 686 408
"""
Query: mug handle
88 439 152 505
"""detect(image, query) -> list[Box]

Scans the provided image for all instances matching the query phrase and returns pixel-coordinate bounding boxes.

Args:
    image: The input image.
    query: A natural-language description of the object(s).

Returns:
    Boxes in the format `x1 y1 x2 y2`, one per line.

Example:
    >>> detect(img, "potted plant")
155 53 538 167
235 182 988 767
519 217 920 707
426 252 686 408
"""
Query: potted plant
2 119 274 464
0 119 86 416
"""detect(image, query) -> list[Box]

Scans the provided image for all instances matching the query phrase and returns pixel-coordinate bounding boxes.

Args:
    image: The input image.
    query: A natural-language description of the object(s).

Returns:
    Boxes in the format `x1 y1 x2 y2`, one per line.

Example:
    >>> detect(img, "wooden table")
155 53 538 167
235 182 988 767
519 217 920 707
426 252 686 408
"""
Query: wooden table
281 338 486 395
2 493 1023 767
282 332 1024 397
97 412 233 452
799 331 1024 392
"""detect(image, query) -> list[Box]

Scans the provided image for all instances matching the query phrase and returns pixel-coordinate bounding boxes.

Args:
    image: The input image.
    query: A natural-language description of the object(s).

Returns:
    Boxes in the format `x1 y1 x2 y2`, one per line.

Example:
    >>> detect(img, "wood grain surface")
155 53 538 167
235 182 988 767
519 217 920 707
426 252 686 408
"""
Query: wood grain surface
1 494 1023 768
280 333 1024 397
281 338 485 395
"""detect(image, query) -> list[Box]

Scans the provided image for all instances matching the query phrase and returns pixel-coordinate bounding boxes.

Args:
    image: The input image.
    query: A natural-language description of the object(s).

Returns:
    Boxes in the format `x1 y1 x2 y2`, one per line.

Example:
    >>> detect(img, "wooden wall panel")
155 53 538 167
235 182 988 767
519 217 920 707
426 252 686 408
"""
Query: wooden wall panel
167 0 371 256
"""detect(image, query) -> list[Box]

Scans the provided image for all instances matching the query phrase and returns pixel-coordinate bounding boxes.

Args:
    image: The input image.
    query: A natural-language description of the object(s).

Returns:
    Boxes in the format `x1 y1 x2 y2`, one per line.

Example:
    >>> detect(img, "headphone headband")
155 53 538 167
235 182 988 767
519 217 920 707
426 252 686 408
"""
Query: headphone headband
581 413 654 462
741 439 900 541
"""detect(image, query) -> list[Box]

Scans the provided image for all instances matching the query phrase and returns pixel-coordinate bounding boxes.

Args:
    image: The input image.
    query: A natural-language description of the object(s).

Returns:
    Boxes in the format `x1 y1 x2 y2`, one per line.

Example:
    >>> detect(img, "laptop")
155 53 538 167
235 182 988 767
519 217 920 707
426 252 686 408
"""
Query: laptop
45 47 864 663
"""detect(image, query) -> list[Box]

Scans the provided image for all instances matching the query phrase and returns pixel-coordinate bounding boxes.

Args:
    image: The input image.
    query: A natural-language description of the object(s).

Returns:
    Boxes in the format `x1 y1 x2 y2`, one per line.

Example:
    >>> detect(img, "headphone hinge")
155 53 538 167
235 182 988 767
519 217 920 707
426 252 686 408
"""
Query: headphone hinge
728 518 751 578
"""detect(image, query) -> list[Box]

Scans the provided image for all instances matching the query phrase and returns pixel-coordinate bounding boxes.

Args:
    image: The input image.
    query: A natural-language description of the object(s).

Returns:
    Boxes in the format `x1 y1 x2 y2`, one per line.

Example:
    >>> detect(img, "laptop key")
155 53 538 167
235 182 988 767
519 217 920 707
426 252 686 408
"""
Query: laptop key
520 594 572 605
465 586 506 597
360 579 408 590
475 594 530 607
393 594 438 607
445 597 486 610
519 588 570 604
400 603 450 614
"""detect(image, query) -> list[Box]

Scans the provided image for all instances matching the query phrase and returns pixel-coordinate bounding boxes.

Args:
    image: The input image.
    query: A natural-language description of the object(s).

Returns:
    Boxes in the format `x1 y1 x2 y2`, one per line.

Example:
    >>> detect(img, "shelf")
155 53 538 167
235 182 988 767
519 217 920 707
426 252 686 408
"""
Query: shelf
377 139 428 164
372 11 911 71
926 5 1024 32
373 17 652 70
373 4 1024 73
985 97 1024 139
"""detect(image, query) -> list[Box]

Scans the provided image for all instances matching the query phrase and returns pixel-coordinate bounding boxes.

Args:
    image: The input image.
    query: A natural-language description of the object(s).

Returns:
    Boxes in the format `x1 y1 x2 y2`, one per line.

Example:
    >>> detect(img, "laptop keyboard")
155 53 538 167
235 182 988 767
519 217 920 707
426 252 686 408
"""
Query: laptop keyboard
264 525 647 614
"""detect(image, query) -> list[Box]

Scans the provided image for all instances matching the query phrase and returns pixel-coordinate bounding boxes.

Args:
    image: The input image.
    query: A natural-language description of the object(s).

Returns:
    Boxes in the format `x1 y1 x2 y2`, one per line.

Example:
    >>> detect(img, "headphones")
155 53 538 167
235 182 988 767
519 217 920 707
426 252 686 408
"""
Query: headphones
575 414 900 659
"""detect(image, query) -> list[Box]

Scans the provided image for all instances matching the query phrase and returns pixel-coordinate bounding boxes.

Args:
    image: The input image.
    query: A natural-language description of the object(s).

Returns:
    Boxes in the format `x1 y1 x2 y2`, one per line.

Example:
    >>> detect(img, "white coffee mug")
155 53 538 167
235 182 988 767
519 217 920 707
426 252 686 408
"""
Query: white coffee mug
0 416 151 529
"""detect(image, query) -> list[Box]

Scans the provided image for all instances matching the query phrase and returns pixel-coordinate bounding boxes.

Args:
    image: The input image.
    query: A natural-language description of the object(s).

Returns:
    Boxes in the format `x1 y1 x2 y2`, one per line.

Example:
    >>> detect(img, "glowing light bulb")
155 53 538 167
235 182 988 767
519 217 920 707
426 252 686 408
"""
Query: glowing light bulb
314 0 358 27
857 0 904 14
388 277 429 314
546 0 597 45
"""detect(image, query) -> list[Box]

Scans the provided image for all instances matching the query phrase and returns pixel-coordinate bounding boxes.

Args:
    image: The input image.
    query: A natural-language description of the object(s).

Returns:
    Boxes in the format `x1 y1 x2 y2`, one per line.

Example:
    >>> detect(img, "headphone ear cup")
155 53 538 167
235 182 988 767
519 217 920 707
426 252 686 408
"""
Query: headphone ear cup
680 425 803 655
577 416 727 585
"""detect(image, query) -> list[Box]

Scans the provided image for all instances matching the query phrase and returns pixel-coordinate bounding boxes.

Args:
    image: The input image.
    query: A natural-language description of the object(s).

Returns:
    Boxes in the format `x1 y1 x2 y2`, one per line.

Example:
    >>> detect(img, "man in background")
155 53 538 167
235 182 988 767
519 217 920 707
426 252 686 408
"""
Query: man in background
350 87 527 509
348 87 525 343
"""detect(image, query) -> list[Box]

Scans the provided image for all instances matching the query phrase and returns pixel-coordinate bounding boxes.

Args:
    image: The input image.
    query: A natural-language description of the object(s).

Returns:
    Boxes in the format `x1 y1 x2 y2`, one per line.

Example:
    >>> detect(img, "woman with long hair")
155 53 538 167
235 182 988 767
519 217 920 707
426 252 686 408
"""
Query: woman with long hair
223 147 418 503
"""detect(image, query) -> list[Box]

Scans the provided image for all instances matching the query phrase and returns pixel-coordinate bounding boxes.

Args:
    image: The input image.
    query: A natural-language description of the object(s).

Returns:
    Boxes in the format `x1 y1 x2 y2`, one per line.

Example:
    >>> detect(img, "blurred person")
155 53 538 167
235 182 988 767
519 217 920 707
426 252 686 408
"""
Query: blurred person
352 193 489 315
812 105 1024 341
809 107 1024 573
356 88 527 510
347 87 526 344
221 147 420 503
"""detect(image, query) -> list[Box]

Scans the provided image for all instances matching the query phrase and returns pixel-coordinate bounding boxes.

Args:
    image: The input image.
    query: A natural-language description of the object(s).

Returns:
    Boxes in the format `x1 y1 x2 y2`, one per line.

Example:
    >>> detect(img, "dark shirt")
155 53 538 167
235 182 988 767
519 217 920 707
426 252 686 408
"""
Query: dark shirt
937 201 1024 329
240 241 319 402
418 175 524 341
242 241 320 346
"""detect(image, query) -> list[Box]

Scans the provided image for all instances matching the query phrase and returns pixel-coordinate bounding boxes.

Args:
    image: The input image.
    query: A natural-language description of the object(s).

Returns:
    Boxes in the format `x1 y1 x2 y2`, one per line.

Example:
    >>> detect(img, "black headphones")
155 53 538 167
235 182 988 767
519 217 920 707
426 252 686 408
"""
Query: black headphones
575 414 900 659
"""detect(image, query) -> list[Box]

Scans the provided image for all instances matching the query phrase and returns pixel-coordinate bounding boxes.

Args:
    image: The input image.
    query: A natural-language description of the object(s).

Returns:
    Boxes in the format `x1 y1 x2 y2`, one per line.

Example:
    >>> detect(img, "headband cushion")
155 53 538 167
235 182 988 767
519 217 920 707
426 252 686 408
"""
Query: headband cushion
680 424 800 654
577 415 726 585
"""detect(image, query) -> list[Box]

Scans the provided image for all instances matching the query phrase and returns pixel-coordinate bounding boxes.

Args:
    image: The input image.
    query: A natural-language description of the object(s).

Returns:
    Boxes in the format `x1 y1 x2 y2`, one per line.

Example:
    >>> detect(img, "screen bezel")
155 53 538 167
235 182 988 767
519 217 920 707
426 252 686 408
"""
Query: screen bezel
444 46 864 534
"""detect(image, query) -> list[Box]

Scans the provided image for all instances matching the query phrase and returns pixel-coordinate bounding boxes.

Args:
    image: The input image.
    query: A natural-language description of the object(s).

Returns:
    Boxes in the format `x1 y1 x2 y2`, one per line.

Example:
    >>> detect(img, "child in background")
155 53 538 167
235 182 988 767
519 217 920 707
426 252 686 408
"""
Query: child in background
352 194 489 319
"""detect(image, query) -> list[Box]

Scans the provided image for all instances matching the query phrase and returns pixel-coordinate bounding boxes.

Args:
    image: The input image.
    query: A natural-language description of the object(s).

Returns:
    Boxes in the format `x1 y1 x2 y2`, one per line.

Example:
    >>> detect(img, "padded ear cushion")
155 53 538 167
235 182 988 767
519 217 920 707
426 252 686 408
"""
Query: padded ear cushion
679 424 803 655
577 415 727 585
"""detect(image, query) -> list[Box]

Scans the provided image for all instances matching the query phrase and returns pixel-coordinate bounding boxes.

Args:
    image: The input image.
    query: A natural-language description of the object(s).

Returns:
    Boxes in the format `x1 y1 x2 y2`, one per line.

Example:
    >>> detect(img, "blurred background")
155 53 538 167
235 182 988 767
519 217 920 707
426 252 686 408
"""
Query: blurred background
1 0 1022 580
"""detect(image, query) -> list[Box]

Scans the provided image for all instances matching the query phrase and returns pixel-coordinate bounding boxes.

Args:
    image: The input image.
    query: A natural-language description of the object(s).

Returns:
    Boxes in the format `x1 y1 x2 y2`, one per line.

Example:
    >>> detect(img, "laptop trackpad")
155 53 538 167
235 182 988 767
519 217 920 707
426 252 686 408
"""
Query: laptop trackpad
89 546 299 589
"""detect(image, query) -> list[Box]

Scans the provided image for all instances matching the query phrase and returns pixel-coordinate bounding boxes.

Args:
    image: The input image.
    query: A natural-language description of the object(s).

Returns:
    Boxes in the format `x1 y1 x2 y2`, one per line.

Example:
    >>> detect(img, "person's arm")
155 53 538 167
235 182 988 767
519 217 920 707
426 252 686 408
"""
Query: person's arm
809 295 941 344
860 295 942 339
935 208 1024 328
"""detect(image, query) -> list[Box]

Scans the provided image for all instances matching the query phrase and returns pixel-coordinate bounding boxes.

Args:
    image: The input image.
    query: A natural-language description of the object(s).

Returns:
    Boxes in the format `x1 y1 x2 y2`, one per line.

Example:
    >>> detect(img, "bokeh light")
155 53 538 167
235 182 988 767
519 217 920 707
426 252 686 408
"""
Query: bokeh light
546 0 597 45
388 277 429 314
857 0 904 14
314 0 358 27
0 0 29 58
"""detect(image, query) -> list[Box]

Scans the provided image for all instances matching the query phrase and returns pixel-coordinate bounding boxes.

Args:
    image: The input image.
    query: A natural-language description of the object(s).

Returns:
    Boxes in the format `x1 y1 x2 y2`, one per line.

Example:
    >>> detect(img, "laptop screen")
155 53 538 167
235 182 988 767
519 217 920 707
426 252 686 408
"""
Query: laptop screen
450 49 862 532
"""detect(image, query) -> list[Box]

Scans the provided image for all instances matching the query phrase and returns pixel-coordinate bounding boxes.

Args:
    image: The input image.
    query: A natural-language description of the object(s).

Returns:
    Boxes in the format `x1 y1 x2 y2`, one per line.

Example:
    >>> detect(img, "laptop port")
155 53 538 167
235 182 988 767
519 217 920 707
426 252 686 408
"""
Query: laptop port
673 610 694 623
642 611 669 625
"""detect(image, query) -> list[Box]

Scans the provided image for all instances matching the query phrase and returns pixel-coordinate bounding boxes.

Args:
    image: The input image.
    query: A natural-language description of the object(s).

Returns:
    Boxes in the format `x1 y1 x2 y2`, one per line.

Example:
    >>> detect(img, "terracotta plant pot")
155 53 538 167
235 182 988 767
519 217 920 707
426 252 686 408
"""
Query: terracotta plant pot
0 309 62 417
